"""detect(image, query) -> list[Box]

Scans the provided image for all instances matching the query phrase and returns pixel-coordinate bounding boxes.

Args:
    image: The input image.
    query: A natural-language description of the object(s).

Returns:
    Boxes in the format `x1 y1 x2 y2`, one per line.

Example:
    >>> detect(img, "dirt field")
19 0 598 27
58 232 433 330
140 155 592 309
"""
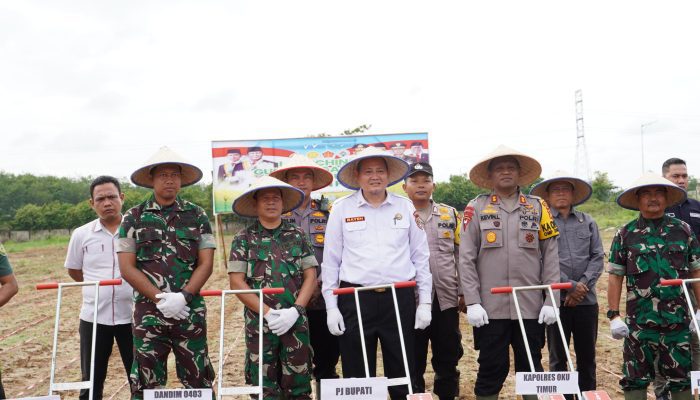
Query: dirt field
0 232 639 399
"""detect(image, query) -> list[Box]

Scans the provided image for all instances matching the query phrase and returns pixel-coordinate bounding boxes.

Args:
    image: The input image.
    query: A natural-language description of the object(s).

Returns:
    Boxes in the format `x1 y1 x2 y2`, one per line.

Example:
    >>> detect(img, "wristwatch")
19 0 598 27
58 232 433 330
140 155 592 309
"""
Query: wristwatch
293 304 306 316
181 289 194 304
607 310 620 320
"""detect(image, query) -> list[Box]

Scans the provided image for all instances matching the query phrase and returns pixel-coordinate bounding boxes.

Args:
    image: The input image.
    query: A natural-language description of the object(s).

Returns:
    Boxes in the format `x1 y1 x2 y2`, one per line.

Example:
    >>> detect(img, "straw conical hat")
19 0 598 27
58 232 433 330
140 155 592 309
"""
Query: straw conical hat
232 176 305 217
131 146 203 188
336 146 409 190
616 172 686 211
469 145 542 189
529 170 592 206
269 154 333 190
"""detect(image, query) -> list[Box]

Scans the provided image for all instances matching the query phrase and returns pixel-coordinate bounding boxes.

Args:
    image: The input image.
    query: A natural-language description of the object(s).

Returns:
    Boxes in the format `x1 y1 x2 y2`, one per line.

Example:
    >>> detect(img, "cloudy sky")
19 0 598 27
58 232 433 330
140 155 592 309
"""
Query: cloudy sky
1 1 699 189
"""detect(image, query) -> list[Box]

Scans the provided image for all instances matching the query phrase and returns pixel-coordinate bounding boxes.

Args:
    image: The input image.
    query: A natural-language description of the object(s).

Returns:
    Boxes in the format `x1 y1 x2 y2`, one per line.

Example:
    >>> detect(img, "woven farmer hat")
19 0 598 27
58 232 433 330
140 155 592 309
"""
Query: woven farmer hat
469 145 542 189
131 146 203 188
336 146 409 190
232 176 305 217
269 154 333 191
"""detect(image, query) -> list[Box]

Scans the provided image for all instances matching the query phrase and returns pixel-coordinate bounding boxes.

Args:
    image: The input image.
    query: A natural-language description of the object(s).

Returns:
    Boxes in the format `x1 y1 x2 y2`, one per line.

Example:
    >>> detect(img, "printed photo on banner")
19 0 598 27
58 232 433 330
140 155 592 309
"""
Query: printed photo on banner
211 132 429 214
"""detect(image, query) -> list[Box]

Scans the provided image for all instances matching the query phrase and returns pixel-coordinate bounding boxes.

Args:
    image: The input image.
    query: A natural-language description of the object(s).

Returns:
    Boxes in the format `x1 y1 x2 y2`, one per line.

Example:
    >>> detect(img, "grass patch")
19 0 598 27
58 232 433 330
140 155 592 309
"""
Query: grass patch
3 235 70 252
577 198 638 230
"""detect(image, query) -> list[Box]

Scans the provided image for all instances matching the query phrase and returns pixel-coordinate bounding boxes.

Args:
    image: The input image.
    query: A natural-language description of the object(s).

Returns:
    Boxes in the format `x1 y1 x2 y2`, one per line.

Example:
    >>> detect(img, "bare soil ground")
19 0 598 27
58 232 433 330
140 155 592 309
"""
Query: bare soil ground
1 232 637 399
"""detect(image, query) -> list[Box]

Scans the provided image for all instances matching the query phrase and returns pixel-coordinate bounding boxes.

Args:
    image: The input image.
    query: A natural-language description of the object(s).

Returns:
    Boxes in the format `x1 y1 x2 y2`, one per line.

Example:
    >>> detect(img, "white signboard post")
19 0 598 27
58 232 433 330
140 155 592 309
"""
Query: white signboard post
144 389 213 400
515 372 579 396
691 370 700 395
321 377 388 400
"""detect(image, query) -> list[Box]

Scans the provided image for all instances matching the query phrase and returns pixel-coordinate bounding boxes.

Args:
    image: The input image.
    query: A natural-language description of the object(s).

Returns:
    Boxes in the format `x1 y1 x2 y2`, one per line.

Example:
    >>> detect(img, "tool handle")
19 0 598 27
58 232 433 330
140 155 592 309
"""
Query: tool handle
394 280 417 288
551 282 573 290
36 282 59 290
99 279 123 286
333 287 356 295
660 279 683 287
200 290 222 296
262 288 285 294
36 278 122 290
490 286 513 294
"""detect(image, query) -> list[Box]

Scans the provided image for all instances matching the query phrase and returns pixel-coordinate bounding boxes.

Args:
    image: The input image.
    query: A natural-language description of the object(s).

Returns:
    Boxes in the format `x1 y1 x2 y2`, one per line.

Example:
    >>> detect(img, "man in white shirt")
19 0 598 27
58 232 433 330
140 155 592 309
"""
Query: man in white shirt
65 176 134 400
322 146 432 399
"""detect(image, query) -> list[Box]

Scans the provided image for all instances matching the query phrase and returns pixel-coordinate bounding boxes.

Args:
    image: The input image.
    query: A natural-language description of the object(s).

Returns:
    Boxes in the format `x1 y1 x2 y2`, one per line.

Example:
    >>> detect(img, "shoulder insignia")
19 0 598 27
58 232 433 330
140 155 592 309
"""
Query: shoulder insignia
538 198 559 240
463 204 475 230
439 206 449 214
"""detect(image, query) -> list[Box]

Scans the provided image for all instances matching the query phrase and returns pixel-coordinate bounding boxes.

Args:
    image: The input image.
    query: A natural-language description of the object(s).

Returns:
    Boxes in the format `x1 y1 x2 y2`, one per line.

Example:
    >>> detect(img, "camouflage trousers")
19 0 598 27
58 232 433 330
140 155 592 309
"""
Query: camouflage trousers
244 309 313 399
129 321 215 400
621 324 691 392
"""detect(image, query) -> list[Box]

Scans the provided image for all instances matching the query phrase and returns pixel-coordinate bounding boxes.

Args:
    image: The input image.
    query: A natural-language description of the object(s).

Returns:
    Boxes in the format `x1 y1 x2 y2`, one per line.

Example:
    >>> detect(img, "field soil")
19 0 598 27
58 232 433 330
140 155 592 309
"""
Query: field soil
1 231 638 399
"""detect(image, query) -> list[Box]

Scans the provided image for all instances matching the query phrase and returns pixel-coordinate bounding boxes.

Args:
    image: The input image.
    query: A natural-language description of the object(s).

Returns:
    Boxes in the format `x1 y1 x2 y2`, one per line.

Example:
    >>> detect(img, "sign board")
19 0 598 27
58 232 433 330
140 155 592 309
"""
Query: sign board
692 370 700 395
321 377 388 400
211 132 430 214
515 372 579 395
143 389 213 400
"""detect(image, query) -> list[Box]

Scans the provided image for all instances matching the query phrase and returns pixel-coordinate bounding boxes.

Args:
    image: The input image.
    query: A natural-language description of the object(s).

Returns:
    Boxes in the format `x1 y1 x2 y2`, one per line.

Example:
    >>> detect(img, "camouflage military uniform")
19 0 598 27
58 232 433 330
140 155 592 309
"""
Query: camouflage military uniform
118 195 216 399
228 220 318 399
608 215 700 392
283 199 341 392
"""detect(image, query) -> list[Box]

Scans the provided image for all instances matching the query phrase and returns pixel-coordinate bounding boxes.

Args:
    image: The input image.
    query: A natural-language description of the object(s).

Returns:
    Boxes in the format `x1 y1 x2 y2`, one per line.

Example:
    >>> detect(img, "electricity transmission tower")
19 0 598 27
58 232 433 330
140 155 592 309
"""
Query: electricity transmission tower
574 89 592 181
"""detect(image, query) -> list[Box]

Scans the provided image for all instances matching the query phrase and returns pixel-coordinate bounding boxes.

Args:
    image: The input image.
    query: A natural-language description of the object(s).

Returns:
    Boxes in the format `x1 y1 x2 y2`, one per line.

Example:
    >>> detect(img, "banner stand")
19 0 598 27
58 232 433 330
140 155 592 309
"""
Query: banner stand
215 214 228 271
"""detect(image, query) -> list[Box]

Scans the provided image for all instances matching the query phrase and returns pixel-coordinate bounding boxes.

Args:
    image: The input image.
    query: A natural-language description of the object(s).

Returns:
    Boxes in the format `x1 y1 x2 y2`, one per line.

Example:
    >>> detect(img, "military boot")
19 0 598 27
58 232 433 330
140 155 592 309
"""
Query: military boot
671 390 692 400
522 396 538 400
624 389 648 400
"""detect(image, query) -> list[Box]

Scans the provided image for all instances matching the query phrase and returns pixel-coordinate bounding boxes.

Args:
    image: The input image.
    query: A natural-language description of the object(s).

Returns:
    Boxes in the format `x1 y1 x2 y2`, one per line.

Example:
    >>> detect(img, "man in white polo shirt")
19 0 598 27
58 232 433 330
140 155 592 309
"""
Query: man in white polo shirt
65 176 134 400
322 146 432 399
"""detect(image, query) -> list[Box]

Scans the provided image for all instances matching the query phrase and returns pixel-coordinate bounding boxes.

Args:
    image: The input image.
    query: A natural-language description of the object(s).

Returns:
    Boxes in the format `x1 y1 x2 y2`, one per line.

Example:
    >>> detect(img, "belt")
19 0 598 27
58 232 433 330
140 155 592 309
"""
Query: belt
339 281 413 293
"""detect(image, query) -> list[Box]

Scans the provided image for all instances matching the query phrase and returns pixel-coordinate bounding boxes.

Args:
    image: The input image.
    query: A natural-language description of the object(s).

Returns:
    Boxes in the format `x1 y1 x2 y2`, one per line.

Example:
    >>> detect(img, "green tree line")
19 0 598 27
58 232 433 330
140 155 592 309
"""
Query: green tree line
1 170 694 231
0 172 212 230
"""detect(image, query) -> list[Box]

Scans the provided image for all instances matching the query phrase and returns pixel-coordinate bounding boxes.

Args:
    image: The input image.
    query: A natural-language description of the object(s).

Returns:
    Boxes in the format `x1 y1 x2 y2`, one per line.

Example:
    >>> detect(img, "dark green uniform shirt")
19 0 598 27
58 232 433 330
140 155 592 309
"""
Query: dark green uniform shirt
117 195 216 325
608 215 700 327
228 220 317 310
0 243 12 277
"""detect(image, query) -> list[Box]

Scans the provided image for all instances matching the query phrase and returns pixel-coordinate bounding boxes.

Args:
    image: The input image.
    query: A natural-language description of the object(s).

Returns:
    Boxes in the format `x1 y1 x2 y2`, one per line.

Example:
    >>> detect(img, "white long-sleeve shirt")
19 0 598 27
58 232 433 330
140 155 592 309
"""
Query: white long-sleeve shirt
321 190 432 309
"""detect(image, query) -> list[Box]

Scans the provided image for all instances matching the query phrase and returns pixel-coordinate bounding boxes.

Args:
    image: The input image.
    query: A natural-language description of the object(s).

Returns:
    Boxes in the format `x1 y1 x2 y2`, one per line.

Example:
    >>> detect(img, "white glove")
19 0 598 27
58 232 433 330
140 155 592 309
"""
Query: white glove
538 305 558 325
155 292 190 320
326 308 346 336
414 303 432 330
267 307 299 336
467 304 489 327
610 317 629 340
263 308 279 325
691 310 700 333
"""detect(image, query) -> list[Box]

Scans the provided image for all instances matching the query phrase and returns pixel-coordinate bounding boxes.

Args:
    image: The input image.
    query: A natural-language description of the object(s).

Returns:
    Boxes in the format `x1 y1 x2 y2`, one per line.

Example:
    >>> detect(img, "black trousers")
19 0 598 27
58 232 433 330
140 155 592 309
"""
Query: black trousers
337 283 416 400
547 304 598 397
414 296 463 400
473 319 544 397
308 308 340 380
79 320 134 400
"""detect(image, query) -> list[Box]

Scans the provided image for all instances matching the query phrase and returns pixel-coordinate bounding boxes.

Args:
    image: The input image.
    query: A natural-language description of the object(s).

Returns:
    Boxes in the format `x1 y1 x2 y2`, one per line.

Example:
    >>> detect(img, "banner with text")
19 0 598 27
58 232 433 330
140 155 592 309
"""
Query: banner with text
211 133 429 214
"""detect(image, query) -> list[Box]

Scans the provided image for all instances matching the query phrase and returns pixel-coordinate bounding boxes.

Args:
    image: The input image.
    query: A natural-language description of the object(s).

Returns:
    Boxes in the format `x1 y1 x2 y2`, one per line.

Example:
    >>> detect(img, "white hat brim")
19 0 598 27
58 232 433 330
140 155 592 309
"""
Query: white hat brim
336 147 409 190
530 175 592 206
269 155 334 190
131 147 203 188
616 173 686 211
468 145 541 189
232 176 305 218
